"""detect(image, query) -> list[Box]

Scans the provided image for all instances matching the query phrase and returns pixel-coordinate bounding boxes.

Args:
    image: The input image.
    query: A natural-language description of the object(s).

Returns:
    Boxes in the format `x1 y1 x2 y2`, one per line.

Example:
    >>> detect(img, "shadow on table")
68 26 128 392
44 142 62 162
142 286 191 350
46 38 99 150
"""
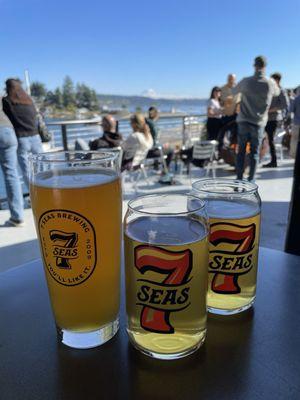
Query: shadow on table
126 309 254 399
0 239 40 273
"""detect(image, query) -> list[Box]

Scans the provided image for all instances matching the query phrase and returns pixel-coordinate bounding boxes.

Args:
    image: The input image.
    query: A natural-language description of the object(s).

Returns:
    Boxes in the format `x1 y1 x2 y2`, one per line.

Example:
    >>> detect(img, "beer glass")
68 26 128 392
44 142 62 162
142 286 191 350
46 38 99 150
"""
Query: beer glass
124 194 209 360
192 179 261 315
29 151 122 349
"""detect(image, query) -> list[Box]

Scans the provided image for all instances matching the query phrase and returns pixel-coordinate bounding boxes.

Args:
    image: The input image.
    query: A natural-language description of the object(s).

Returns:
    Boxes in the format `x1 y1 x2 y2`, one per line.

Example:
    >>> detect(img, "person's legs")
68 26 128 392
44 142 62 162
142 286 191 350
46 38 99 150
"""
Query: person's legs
30 134 43 154
0 127 24 222
17 136 32 188
236 122 249 180
264 120 277 167
75 138 90 151
248 125 264 181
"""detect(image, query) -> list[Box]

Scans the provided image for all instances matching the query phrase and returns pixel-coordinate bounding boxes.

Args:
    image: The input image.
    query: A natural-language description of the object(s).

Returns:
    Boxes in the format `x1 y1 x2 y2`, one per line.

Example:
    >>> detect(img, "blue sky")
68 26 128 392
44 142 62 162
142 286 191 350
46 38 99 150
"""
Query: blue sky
0 0 299 98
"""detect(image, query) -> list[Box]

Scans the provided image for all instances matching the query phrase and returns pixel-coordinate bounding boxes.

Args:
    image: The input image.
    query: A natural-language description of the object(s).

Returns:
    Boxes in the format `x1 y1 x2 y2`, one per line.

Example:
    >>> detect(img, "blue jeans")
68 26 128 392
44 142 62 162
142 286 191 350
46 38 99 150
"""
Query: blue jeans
18 135 43 188
0 127 24 221
236 122 264 181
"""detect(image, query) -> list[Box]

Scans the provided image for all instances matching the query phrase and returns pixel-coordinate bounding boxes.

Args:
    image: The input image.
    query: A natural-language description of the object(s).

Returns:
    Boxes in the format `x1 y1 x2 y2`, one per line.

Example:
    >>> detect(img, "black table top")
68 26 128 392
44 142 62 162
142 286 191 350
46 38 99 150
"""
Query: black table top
1 247 300 400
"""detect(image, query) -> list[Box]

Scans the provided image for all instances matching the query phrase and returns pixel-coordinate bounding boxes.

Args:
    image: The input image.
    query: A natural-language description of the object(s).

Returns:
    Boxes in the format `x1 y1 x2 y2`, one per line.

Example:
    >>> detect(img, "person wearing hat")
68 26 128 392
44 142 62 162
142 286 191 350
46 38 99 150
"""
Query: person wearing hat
232 56 280 181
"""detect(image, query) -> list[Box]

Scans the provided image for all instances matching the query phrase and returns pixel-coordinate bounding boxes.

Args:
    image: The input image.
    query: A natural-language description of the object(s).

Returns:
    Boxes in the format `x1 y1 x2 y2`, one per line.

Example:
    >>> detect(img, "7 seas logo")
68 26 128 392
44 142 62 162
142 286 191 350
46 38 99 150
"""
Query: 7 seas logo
134 245 192 334
209 222 256 294
38 210 97 286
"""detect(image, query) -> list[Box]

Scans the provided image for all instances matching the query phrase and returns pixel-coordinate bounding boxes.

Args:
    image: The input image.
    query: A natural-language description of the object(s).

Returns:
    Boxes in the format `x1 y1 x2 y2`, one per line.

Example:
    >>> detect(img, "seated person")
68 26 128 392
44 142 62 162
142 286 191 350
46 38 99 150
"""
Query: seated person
145 106 173 170
75 114 122 150
122 113 153 171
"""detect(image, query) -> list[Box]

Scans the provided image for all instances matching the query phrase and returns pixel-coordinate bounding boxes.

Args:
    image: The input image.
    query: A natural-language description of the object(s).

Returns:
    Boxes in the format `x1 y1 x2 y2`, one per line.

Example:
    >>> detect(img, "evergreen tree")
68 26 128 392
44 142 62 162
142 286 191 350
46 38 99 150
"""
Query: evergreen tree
30 81 46 100
62 76 76 108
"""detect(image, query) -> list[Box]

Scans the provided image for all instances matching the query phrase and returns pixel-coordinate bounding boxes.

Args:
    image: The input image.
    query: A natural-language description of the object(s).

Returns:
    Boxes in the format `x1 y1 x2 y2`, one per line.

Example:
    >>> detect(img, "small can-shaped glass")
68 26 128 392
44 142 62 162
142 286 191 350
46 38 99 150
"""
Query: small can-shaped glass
192 179 261 315
29 151 122 349
124 194 209 360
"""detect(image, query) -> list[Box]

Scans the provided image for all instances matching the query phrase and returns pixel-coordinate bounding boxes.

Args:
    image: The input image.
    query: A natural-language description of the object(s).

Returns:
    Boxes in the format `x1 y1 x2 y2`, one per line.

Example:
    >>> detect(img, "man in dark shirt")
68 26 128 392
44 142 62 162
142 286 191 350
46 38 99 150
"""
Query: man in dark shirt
89 115 122 149
263 73 289 168
75 114 122 151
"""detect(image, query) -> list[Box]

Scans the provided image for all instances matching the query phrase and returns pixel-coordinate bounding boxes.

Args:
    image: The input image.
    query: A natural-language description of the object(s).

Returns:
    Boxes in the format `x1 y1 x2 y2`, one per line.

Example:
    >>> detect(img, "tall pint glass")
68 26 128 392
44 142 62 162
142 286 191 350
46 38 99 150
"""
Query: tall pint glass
192 179 261 315
29 151 122 348
124 194 209 359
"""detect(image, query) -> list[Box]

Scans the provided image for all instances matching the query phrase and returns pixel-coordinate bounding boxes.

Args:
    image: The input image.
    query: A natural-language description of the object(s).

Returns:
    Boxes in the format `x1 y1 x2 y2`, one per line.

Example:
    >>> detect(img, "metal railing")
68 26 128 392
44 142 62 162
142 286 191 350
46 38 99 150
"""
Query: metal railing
46 113 207 150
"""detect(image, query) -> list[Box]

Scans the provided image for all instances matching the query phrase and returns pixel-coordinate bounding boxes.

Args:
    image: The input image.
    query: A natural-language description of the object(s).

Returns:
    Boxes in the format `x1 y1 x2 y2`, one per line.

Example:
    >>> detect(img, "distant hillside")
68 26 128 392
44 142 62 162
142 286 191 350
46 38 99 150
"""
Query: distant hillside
97 94 207 113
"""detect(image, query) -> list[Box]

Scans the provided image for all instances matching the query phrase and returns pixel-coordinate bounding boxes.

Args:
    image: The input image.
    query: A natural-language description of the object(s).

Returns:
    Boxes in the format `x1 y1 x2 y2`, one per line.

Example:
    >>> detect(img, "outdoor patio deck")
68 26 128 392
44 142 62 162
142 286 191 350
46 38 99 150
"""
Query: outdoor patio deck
0 158 294 273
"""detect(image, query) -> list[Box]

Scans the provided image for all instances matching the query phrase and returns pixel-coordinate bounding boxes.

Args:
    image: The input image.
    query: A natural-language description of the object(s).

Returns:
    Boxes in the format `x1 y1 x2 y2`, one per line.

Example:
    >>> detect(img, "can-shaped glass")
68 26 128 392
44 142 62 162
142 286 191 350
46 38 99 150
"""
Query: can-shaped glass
29 151 122 349
192 179 261 315
124 194 209 360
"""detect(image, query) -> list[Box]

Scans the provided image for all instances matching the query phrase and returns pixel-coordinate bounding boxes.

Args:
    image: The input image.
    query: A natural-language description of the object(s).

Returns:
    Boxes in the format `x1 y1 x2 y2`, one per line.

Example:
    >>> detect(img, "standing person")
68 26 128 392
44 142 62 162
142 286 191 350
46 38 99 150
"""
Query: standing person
121 113 153 171
206 87 223 140
232 56 280 181
263 73 289 168
0 97 24 226
219 74 240 152
289 87 300 158
2 79 43 189
145 106 173 170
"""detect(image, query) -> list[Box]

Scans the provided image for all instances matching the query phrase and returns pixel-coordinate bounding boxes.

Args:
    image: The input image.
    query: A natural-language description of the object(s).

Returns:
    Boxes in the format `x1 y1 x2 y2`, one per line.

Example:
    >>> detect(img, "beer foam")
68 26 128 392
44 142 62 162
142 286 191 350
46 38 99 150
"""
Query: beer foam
33 168 118 189
126 216 207 245
207 199 260 219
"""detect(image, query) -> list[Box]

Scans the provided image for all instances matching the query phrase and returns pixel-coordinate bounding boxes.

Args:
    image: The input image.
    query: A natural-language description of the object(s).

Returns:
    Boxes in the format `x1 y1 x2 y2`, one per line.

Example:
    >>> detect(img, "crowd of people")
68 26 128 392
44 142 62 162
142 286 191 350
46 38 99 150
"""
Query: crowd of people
1 55 300 227
206 55 300 181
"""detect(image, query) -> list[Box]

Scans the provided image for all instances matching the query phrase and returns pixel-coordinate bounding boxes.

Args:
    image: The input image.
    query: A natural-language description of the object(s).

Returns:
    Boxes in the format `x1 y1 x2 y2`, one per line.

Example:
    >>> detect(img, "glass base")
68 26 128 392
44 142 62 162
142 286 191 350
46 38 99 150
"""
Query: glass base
208 299 255 315
128 330 206 360
58 318 119 349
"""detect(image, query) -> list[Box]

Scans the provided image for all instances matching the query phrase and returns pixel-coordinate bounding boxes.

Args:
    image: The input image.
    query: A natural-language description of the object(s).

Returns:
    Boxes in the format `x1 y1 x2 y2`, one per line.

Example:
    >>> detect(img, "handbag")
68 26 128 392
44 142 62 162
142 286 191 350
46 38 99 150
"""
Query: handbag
37 112 52 143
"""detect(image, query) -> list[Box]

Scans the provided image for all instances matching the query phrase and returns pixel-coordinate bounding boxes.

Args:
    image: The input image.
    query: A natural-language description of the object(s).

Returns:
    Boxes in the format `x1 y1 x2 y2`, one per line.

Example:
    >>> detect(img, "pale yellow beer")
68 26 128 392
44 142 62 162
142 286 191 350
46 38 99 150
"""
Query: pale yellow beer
207 199 260 313
125 215 208 359
30 168 122 333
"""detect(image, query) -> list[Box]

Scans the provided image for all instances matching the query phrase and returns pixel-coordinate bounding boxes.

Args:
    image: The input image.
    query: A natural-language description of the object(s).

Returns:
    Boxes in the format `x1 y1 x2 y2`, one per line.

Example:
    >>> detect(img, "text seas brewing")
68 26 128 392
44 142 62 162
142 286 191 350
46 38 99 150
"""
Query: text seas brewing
30 168 122 331
124 216 208 357
207 199 260 313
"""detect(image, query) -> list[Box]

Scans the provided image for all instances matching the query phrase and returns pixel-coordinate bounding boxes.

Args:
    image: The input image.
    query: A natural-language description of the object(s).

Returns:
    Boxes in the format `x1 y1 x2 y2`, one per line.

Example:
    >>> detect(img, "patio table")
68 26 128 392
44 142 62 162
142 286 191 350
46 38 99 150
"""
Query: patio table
1 247 300 399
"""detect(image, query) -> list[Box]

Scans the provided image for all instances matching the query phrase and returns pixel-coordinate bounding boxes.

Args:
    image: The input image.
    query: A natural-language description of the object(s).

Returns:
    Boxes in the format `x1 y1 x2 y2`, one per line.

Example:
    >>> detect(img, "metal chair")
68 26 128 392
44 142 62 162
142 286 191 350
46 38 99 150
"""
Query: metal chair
180 140 218 179
122 148 150 192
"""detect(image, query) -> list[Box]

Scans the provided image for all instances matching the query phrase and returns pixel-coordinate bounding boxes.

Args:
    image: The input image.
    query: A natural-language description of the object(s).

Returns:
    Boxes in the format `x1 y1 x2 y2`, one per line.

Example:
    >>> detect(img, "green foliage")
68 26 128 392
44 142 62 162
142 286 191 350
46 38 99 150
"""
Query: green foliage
30 81 46 99
35 76 99 112
76 83 99 110
62 76 76 108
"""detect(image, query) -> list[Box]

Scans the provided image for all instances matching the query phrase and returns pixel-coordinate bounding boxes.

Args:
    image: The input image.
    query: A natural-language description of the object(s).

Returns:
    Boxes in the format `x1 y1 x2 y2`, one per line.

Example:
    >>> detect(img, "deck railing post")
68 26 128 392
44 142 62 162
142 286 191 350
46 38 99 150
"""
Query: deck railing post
62 125 68 150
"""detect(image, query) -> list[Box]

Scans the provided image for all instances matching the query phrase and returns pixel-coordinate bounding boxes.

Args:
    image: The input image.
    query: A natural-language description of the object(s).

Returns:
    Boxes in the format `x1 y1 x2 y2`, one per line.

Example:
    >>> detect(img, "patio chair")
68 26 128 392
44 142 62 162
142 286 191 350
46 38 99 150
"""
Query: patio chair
122 148 150 192
179 140 218 179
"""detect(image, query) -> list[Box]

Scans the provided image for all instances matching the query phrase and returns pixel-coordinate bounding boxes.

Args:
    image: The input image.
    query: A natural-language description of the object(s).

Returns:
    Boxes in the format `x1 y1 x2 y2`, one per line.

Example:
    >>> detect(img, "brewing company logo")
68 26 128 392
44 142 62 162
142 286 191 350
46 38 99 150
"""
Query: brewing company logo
209 222 256 294
38 209 97 286
134 245 192 334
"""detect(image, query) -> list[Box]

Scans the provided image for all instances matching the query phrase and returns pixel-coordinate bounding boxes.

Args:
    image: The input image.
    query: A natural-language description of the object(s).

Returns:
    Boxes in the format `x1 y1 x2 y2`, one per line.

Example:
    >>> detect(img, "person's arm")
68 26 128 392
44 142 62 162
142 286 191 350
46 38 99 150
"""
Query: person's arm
279 89 289 114
2 98 15 124
231 79 245 95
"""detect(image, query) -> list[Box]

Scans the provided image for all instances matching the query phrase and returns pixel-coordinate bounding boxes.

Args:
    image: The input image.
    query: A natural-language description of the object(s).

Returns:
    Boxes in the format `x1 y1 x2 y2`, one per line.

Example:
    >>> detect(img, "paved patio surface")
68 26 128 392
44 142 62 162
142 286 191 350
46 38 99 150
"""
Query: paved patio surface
0 157 294 273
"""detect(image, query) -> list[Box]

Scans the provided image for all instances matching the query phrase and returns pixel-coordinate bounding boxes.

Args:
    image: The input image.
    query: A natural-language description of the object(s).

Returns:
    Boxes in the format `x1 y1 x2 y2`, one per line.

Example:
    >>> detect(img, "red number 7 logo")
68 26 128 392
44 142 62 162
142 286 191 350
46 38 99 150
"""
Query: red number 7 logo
210 223 255 294
135 245 192 334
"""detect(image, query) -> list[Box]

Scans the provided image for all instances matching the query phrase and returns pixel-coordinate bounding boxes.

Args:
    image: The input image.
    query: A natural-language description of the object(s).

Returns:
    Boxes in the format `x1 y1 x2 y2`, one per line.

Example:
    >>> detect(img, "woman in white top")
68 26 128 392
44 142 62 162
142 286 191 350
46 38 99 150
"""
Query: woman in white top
206 86 223 140
122 113 153 171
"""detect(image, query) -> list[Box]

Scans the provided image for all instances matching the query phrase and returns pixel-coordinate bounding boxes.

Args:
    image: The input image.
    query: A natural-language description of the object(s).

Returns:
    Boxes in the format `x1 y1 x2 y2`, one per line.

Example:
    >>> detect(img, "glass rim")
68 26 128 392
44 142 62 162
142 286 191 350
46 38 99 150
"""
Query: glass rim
192 178 258 195
29 150 118 164
127 193 206 216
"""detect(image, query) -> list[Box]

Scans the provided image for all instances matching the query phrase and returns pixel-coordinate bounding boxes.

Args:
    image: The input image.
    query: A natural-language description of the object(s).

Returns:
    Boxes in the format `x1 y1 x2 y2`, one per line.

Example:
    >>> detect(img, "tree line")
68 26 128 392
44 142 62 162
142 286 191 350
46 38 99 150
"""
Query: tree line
30 76 99 111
